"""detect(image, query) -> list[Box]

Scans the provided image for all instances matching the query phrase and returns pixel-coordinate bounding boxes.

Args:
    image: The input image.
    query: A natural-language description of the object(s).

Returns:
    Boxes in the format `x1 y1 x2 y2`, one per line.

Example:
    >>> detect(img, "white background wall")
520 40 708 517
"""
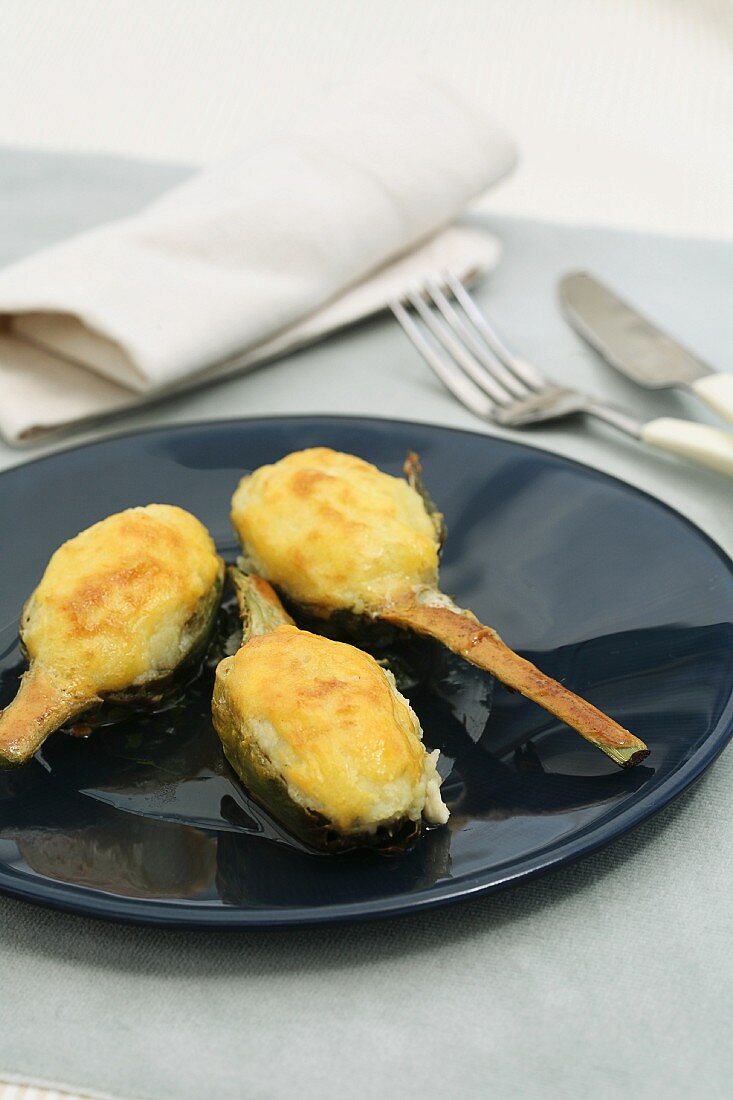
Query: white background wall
0 0 731 237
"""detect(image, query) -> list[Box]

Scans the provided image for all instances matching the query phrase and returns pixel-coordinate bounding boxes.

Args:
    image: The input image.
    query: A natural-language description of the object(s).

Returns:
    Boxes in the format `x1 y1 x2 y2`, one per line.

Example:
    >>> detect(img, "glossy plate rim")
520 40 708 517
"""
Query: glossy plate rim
2 414 732 929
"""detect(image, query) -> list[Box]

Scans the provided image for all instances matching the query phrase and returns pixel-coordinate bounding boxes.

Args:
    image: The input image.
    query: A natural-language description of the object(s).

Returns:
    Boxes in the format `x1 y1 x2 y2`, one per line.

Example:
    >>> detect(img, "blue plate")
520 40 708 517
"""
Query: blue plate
1 416 732 927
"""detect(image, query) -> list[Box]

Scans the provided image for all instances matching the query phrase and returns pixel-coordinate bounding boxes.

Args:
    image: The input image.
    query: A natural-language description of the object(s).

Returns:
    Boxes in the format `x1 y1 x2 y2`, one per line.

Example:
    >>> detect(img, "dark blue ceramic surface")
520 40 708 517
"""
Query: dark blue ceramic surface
1 416 732 927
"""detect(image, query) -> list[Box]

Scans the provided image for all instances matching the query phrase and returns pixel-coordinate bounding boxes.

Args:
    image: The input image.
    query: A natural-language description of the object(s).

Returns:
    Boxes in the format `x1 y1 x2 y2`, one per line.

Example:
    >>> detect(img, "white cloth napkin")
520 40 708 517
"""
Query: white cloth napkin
0 77 516 443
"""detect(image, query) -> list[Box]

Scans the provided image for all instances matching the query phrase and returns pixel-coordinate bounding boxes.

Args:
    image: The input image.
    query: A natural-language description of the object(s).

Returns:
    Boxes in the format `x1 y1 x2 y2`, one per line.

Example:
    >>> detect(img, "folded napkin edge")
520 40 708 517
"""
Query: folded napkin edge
0 222 502 445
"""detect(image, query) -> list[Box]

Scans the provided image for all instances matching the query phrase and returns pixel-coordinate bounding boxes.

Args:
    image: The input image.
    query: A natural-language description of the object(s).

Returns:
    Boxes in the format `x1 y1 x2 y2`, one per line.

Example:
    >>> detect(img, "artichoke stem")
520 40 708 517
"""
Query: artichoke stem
380 593 649 769
0 664 96 766
229 568 294 641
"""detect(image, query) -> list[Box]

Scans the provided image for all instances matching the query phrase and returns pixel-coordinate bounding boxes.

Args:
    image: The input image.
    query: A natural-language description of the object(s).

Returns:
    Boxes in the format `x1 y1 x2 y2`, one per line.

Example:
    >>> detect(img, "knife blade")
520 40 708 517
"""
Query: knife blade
559 271 733 426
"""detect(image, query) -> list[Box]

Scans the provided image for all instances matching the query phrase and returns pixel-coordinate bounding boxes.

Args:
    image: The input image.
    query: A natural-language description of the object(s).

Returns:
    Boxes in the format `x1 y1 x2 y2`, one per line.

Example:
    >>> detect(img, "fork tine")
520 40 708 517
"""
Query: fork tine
390 299 495 420
406 289 513 406
445 272 547 392
424 276 529 400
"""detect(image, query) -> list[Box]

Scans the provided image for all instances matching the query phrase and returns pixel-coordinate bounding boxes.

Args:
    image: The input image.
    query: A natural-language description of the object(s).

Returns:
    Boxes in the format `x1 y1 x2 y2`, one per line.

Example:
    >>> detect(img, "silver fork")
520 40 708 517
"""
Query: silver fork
391 272 733 478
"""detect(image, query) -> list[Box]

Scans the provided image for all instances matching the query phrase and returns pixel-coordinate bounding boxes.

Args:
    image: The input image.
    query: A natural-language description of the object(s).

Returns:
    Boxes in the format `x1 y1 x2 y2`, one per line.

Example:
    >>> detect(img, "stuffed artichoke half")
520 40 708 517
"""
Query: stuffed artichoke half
231 448 649 769
212 569 449 852
0 504 224 766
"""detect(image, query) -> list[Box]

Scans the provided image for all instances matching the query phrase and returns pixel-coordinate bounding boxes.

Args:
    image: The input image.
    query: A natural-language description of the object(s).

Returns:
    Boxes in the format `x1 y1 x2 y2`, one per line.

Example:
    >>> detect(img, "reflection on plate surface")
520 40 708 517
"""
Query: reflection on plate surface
0 417 732 926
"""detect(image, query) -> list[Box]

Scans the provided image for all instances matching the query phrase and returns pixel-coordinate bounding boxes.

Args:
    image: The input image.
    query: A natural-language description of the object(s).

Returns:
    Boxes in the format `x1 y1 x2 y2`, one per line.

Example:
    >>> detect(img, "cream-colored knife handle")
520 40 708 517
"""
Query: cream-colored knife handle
641 418 733 476
690 374 733 427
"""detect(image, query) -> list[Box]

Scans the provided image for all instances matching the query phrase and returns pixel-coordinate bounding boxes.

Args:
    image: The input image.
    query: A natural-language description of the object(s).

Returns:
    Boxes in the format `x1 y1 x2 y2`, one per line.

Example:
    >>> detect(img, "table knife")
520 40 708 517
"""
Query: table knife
559 271 733 426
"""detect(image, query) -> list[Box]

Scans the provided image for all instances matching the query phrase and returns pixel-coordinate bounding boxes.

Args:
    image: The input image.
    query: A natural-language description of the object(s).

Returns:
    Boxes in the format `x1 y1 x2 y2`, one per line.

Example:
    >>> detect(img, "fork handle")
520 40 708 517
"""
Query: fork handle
641 417 733 477
690 374 733 427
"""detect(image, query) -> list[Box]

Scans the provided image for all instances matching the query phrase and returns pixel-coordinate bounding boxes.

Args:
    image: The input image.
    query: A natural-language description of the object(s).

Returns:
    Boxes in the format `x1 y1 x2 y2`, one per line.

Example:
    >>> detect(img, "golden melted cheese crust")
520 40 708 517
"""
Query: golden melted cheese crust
22 504 221 694
230 448 439 613
214 625 440 831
